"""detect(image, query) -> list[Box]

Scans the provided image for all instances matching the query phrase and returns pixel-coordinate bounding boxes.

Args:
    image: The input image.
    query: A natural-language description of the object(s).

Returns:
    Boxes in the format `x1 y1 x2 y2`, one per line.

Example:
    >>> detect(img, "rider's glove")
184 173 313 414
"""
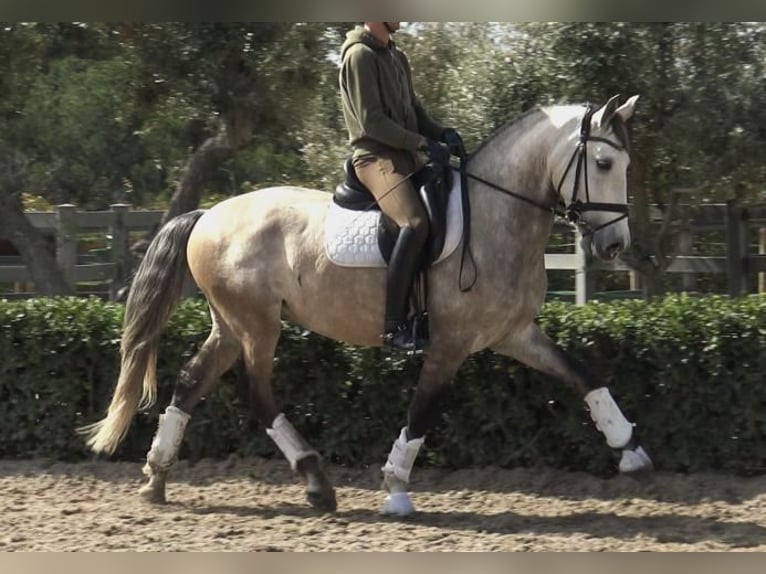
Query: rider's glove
441 128 466 159
421 139 450 166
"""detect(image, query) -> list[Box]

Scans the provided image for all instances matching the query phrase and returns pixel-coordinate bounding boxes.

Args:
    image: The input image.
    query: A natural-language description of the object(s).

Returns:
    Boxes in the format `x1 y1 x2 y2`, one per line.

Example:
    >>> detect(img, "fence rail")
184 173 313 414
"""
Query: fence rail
579 200 766 301
1 201 765 303
0 203 163 300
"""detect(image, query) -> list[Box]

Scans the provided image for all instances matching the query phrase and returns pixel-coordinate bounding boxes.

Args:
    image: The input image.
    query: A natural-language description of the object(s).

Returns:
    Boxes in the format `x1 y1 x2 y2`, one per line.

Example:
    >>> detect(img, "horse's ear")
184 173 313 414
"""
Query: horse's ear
591 94 621 129
615 95 640 123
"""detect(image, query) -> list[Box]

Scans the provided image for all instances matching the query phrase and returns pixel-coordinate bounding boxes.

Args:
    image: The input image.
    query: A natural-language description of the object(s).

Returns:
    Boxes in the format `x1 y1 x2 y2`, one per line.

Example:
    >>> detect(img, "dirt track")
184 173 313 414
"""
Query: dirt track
1 456 765 551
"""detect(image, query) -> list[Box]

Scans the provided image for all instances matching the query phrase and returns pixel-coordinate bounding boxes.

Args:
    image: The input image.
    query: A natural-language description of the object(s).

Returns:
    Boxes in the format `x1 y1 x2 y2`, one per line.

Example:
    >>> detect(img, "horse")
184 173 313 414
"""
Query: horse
80 94 653 517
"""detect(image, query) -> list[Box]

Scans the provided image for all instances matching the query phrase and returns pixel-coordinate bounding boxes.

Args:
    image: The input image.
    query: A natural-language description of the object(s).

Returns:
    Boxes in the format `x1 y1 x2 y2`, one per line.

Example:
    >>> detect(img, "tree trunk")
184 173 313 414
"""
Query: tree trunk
128 101 255 285
623 147 658 300
160 44 258 228
0 194 74 296
160 126 236 227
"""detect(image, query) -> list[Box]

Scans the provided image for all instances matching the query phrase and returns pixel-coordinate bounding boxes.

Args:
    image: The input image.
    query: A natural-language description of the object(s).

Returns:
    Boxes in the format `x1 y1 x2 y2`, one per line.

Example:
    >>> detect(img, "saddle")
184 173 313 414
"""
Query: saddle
332 158 453 267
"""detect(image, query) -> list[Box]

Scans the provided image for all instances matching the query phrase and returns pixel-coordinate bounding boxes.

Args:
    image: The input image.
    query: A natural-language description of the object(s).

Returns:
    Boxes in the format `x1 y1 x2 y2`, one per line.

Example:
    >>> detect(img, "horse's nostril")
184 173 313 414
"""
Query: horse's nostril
607 242 624 258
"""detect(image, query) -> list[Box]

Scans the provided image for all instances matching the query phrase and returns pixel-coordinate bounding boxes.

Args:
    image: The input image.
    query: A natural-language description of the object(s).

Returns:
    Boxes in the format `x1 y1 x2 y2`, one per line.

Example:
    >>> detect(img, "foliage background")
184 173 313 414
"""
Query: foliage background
2 23 764 209
1 295 763 476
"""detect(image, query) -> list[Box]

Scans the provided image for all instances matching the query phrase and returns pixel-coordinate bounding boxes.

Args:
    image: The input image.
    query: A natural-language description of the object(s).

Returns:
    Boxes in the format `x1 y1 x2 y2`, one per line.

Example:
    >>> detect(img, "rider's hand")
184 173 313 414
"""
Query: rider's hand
441 128 466 159
421 139 450 166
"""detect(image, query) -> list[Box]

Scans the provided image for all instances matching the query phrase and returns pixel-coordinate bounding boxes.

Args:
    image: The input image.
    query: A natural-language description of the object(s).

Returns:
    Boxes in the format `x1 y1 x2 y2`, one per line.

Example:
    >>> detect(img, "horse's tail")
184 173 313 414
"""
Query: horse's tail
79 209 206 454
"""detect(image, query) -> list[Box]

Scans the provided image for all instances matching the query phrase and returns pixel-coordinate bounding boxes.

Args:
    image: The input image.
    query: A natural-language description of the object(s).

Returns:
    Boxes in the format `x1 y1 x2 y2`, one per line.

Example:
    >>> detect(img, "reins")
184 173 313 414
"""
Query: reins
466 171 559 216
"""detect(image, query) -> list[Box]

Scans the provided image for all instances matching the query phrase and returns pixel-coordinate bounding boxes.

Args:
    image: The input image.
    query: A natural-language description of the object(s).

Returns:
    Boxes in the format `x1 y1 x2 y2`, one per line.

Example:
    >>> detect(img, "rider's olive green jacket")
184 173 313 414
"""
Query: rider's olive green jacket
339 26 445 159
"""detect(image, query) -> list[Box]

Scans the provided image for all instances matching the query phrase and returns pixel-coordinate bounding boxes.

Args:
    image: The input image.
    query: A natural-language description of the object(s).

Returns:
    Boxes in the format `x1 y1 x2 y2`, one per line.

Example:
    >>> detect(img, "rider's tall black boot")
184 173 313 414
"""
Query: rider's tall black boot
382 226 429 353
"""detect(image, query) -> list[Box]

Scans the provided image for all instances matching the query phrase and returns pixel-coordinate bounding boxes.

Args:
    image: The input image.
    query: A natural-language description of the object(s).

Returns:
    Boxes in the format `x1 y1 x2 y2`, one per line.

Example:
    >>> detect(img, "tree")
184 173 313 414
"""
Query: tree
0 24 102 295
0 145 73 295
0 23 341 294
115 23 340 227
512 22 766 296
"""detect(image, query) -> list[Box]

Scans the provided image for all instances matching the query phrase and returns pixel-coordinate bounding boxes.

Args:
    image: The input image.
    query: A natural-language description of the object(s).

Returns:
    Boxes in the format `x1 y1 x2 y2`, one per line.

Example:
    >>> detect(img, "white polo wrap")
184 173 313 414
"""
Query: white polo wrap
382 426 425 484
146 405 190 469
266 413 317 470
584 387 633 449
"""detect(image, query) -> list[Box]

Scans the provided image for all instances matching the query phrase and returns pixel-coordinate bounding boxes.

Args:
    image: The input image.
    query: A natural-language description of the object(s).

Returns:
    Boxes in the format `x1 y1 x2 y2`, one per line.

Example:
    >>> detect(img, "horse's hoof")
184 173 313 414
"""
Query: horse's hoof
382 491 415 517
306 488 337 513
138 483 167 505
619 446 654 475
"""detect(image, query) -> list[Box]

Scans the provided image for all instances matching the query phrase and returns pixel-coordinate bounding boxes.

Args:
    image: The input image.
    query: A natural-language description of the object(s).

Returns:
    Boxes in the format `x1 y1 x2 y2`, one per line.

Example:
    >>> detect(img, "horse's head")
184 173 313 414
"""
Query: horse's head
551 95 638 261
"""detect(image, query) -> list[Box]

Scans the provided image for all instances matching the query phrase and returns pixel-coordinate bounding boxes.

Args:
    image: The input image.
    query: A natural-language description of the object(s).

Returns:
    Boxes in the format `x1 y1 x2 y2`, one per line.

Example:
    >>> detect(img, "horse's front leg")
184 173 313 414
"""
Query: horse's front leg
491 322 653 474
381 347 468 517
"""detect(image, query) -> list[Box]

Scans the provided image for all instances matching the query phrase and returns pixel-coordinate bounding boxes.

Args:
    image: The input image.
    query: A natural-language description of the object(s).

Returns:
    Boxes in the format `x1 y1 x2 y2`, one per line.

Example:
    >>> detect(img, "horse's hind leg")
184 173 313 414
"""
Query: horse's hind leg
139 311 240 504
491 322 653 474
240 308 337 512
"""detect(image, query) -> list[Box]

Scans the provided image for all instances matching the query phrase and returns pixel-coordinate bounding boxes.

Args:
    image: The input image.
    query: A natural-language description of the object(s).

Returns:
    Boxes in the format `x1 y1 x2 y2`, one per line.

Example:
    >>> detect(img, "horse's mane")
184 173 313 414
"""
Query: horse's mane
469 102 630 160
469 106 546 160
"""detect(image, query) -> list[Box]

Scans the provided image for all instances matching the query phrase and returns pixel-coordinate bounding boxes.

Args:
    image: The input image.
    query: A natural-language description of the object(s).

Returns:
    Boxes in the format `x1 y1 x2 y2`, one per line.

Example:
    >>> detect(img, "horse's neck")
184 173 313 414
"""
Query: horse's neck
467 122 558 255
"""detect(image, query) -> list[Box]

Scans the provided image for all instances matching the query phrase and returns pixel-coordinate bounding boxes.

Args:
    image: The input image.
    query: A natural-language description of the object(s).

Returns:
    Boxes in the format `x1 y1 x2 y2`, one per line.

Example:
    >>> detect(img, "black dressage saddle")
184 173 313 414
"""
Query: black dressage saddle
332 158 452 267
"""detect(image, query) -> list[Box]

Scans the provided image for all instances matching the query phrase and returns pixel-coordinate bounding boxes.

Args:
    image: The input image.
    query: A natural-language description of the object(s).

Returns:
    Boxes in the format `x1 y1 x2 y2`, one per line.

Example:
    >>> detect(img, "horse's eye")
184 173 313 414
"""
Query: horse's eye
595 157 613 170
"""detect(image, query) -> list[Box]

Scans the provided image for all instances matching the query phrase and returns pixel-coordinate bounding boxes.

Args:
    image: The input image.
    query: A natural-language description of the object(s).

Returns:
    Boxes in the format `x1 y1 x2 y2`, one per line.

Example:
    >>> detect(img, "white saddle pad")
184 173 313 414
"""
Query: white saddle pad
325 169 463 268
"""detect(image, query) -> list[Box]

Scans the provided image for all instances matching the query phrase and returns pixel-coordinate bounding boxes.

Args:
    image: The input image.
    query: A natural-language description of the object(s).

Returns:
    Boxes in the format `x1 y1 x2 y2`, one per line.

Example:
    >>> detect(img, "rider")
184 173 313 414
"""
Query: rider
339 21 465 352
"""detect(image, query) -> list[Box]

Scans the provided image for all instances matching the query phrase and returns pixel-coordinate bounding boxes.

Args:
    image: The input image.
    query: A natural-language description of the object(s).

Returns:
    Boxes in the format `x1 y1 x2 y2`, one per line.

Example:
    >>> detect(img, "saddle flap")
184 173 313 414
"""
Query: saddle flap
418 166 453 264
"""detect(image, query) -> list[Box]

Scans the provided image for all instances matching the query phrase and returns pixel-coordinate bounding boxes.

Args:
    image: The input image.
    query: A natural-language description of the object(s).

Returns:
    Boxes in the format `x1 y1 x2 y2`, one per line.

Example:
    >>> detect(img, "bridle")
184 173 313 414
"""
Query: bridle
554 104 629 235
465 104 629 237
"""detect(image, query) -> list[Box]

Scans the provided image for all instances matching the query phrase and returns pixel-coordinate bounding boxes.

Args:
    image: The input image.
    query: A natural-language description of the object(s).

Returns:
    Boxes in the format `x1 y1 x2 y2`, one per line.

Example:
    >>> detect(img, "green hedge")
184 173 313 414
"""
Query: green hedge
1 294 764 476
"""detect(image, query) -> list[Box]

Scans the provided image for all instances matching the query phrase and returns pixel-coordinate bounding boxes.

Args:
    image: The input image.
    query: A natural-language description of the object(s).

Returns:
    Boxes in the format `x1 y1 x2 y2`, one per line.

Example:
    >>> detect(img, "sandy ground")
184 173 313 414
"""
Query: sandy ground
1 456 765 552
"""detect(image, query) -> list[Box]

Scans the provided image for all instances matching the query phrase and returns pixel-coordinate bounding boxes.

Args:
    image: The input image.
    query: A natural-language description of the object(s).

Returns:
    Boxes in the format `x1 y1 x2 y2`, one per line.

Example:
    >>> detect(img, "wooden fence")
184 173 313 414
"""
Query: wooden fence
1 201 765 304
0 204 162 301
576 200 766 302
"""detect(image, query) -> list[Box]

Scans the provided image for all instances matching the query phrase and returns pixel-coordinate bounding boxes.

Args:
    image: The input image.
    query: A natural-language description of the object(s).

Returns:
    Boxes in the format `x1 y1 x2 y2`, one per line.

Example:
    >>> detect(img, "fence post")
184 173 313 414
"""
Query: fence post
55 204 77 290
679 228 695 291
759 226 765 294
726 199 748 297
110 203 130 301
575 229 594 305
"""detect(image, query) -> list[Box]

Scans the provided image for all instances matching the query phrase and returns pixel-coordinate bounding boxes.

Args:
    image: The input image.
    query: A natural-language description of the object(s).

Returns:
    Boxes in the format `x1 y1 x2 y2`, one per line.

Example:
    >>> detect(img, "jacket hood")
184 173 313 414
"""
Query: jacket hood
341 26 390 59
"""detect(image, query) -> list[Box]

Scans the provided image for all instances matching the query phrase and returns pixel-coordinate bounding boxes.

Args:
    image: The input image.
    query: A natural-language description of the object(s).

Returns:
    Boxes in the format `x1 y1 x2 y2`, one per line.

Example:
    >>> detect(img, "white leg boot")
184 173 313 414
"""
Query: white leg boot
266 413 319 470
381 426 424 516
585 387 653 474
140 405 190 504
145 405 190 470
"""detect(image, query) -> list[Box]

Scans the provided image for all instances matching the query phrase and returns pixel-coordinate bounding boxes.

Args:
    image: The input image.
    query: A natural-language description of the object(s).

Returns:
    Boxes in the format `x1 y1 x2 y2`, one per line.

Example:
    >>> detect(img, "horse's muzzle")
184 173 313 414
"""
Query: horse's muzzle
583 229 630 261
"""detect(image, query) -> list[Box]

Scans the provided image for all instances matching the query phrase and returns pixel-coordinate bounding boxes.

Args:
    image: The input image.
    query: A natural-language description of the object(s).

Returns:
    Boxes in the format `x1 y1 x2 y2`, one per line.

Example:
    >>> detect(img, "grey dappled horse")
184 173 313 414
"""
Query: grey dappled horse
81 95 652 516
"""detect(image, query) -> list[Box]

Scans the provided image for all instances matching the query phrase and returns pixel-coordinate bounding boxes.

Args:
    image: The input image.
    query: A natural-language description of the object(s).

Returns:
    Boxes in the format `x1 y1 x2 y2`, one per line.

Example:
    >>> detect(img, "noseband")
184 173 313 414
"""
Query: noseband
466 104 629 237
